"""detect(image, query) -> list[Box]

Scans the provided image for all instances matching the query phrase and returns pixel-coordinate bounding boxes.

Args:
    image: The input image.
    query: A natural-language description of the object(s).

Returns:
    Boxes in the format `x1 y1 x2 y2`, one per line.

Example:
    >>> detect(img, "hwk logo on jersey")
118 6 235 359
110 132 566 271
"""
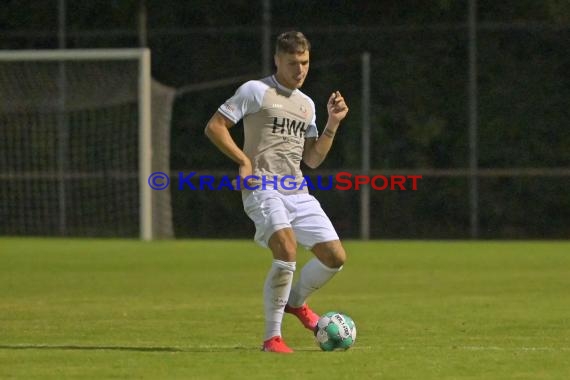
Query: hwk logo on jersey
272 117 306 137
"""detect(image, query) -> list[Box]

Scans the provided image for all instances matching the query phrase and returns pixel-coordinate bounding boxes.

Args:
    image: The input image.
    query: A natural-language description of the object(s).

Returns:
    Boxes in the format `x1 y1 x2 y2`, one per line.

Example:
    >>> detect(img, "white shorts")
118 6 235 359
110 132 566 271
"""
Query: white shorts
243 190 339 249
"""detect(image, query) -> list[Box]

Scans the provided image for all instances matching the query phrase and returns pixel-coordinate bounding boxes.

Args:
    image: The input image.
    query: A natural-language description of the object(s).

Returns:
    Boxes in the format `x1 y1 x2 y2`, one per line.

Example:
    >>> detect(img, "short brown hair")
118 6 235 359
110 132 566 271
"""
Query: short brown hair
275 31 311 55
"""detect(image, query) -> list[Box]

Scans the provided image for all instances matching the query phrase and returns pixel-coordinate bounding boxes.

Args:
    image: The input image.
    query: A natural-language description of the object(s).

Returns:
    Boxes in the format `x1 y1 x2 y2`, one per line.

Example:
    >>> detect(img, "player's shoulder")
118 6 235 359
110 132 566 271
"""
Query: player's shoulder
237 77 271 97
295 88 316 111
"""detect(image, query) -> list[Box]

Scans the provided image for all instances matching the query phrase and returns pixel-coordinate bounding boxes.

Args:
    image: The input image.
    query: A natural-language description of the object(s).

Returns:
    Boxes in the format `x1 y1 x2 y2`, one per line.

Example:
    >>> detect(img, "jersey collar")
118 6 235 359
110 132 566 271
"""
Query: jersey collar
270 75 297 96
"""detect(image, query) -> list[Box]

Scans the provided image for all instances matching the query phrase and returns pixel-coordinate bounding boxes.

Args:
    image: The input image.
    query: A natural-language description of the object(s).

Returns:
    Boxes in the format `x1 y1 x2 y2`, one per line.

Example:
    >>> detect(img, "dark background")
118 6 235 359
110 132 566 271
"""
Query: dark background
1 1 568 239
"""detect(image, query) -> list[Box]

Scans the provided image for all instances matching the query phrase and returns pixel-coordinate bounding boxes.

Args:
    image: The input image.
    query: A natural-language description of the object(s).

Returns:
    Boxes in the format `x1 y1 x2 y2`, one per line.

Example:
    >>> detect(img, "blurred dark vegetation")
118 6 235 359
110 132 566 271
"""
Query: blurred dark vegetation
1 1 568 239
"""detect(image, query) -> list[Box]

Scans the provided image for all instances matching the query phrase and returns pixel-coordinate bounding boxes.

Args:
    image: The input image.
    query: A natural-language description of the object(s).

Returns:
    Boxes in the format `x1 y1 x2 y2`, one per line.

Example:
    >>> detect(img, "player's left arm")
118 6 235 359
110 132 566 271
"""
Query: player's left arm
303 91 349 168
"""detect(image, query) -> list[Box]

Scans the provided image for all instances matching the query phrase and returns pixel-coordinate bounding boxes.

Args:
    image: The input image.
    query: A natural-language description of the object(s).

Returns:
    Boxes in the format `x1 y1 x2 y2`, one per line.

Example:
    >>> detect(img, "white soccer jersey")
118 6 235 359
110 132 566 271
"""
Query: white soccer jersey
218 75 318 195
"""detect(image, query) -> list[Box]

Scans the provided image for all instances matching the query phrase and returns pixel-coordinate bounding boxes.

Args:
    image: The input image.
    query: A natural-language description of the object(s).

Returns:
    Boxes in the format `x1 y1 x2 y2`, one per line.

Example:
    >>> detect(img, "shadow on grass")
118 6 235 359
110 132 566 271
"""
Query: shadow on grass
0 344 257 353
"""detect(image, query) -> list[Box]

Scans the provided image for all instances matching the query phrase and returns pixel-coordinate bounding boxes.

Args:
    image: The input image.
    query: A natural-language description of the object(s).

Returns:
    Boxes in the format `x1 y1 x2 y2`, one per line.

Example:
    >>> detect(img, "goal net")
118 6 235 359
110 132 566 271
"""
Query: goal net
0 49 174 239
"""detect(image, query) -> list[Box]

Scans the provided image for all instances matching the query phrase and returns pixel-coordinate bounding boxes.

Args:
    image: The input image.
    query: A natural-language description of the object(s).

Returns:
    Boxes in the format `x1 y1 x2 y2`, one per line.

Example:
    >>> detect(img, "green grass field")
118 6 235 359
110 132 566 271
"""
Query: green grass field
1 239 569 379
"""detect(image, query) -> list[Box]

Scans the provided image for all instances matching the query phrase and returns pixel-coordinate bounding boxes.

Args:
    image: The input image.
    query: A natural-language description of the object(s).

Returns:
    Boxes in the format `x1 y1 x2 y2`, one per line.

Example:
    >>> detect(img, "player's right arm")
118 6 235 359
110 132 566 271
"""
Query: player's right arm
205 80 264 181
204 112 253 180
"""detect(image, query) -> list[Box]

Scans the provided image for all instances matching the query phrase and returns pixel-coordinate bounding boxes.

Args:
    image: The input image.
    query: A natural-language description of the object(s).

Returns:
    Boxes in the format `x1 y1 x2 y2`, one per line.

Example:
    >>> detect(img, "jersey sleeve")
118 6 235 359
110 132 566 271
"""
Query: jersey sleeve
218 80 264 124
304 98 318 138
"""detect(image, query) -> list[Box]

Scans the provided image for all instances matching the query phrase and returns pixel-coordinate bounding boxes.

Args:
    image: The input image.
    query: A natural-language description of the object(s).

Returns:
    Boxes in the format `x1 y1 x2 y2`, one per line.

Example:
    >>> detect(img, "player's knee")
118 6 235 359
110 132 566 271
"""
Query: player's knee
278 241 297 261
329 246 346 268
316 244 346 269
269 234 297 262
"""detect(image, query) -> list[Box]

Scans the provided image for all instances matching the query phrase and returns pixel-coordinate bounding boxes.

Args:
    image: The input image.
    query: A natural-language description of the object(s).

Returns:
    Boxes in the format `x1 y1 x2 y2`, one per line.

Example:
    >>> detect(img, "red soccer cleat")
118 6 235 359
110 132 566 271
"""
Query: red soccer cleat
262 336 293 353
284 303 319 331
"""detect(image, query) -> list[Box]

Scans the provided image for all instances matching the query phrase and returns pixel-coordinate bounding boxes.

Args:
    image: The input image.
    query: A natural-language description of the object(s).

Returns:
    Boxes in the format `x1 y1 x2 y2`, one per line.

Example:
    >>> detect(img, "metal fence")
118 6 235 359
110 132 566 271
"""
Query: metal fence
2 8 568 239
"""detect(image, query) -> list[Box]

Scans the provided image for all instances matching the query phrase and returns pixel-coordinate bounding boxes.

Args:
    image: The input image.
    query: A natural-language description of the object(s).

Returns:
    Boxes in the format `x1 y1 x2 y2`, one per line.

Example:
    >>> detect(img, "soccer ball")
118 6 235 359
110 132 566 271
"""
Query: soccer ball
314 311 357 351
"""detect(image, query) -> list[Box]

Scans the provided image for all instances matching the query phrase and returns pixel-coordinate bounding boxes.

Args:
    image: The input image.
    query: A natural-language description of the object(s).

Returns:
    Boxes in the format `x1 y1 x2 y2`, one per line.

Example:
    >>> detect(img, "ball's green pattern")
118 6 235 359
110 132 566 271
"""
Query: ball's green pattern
325 322 340 336
314 311 357 351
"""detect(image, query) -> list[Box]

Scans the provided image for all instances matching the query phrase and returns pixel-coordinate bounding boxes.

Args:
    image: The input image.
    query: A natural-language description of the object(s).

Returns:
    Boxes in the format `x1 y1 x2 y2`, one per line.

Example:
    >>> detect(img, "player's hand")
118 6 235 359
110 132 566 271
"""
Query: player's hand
327 91 349 123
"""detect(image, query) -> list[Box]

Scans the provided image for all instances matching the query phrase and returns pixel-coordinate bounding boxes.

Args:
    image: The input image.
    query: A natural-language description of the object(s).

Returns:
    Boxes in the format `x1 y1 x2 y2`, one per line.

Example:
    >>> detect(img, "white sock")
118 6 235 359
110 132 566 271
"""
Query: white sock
263 259 296 340
288 258 342 308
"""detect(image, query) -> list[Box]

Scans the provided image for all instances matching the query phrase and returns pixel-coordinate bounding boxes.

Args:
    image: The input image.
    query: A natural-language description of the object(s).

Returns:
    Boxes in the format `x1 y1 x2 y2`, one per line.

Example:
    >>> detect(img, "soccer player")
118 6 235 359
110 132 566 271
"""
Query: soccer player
204 31 349 353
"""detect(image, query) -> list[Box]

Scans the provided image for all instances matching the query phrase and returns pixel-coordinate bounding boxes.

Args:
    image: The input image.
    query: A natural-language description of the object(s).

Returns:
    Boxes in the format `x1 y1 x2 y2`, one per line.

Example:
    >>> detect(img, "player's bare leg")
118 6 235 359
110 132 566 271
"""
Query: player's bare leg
262 228 297 353
286 240 346 330
268 227 297 262
311 240 346 269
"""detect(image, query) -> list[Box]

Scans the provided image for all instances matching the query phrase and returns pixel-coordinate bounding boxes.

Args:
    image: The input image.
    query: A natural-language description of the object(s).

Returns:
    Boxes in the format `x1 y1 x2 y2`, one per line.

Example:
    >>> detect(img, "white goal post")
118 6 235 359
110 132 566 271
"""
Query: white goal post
0 48 172 240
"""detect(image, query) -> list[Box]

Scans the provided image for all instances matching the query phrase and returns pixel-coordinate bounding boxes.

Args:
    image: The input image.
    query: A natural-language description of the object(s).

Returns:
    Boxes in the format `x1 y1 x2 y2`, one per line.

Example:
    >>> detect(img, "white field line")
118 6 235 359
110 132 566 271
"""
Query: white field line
375 345 570 352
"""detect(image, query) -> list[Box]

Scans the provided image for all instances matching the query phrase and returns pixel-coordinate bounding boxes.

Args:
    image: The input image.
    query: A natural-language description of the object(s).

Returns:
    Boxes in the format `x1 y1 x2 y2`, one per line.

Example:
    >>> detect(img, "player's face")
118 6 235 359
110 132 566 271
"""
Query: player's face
274 50 310 90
